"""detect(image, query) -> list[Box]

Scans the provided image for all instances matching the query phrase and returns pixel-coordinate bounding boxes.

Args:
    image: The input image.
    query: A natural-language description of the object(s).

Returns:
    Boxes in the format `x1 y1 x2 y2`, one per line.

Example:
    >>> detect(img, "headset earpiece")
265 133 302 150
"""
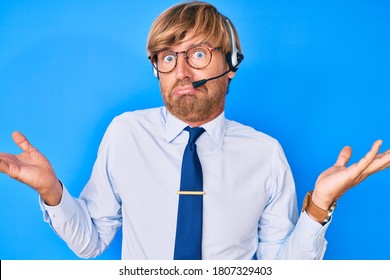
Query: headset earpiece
225 19 244 72
152 62 159 79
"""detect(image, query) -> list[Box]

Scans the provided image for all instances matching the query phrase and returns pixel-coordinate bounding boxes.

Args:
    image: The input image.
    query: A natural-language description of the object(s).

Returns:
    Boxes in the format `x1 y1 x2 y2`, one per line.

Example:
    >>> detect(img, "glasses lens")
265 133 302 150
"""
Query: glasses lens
151 46 214 73
187 46 212 69
155 50 176 73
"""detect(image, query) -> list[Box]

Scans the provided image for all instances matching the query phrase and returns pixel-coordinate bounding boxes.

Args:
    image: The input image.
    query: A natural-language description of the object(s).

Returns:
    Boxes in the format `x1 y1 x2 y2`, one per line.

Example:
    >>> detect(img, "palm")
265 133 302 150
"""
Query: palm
0 132 57 193
315 164 355 203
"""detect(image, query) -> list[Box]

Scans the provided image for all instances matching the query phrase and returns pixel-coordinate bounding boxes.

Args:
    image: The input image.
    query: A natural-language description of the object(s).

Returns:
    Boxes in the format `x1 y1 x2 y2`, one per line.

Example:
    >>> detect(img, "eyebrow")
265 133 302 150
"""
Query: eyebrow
158 42 214 53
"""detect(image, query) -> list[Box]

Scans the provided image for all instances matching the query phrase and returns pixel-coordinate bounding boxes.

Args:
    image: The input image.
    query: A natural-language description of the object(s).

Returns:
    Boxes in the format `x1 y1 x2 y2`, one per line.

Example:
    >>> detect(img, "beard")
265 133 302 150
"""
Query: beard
161 78 228 124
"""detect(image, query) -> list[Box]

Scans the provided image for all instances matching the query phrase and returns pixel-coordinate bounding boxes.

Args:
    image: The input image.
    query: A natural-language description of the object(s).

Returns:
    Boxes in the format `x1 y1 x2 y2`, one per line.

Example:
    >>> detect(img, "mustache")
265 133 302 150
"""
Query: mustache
173 78 194 88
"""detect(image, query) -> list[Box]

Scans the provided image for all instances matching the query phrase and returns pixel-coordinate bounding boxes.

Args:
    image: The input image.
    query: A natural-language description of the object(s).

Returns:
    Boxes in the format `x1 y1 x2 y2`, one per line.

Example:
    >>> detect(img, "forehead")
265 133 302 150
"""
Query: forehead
162 33 216 52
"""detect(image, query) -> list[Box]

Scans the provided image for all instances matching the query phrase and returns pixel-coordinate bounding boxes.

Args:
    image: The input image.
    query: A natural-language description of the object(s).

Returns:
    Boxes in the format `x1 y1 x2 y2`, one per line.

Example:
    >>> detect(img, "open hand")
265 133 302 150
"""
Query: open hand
0 131 62 205
313 140 390 210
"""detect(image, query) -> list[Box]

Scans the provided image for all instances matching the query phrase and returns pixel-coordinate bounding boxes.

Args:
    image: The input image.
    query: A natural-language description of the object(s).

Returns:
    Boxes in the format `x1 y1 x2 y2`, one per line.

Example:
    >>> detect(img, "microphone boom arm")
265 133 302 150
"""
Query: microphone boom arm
192 69 231 88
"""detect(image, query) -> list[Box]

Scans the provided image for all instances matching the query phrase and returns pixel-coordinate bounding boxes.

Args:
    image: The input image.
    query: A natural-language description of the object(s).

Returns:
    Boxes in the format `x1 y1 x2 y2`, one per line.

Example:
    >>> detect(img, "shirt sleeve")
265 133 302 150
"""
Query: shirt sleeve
39 122 122 259
280 211 330 259
256 142 329 260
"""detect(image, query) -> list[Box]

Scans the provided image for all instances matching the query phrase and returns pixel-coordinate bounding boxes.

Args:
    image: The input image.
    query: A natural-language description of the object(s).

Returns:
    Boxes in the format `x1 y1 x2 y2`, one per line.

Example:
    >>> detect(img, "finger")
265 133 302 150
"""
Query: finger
11 131 33 152
334 146 352 167
358 148 390 176
0 153 14 174
355 139 382 171
375 149 390 171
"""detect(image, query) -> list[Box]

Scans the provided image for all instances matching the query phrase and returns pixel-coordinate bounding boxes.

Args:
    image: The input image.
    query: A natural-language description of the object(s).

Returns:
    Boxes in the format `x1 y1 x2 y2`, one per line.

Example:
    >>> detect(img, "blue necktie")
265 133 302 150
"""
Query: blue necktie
174 126 205 260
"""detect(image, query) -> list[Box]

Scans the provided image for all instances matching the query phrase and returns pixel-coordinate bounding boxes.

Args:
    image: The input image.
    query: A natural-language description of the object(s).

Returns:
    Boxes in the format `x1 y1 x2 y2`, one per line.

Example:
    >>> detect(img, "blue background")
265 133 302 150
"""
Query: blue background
0 0 389 260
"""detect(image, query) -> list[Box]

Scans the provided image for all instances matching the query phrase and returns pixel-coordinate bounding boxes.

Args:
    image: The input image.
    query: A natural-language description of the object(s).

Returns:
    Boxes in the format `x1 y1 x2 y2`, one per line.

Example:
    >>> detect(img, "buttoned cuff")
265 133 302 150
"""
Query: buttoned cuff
39 184 78 226
294 211 331 259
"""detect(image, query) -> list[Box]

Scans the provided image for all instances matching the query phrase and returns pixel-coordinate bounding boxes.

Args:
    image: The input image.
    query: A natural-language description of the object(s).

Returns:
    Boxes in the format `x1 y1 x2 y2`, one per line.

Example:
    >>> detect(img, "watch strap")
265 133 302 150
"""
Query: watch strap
302 191 337 225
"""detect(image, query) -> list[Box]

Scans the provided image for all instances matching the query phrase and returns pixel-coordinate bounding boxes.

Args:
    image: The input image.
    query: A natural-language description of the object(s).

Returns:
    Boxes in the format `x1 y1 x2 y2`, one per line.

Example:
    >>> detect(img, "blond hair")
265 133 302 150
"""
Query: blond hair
146 1 242 56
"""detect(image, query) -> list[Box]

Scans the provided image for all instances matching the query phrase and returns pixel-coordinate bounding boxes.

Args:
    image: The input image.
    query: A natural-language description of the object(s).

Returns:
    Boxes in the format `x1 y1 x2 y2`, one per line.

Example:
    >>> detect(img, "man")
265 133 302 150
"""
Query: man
0 1 389 260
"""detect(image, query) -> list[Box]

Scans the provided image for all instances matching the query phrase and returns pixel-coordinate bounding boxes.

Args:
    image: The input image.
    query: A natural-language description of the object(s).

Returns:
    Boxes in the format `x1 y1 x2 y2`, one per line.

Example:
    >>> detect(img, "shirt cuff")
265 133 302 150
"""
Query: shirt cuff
39 184 78 226
294 211 331 258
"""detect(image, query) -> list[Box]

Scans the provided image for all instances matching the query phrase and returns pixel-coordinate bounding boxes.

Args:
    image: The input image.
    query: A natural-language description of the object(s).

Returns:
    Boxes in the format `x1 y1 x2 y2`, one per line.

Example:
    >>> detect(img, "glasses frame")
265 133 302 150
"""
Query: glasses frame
148 46 220 74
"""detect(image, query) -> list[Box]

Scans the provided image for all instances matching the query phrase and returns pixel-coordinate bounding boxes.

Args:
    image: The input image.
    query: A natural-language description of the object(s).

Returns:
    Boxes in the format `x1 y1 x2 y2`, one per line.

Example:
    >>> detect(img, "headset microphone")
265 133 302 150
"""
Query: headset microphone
192 69 231 88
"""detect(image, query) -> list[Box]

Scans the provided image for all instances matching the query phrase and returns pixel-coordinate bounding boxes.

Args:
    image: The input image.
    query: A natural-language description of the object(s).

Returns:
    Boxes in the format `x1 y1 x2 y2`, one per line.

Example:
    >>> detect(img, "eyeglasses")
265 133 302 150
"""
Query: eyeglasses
148 45 219 74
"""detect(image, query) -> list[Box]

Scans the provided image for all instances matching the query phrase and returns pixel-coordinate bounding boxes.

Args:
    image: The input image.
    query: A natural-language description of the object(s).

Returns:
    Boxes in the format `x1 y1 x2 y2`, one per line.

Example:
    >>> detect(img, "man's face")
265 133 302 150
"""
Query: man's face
158 35 235 126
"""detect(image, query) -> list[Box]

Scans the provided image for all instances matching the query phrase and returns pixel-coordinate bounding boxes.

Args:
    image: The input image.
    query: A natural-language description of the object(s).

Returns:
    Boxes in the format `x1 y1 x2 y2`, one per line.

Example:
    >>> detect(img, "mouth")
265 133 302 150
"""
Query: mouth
172 85 199 97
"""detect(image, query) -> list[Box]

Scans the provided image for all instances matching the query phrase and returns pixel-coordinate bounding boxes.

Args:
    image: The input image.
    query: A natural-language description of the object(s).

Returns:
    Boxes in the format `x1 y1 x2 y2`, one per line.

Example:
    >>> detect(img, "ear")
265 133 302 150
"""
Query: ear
228 70 236 80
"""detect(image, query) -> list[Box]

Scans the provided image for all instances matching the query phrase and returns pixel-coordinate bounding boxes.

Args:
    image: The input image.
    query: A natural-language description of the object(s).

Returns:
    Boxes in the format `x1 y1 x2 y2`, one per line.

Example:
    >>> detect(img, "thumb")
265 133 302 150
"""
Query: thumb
12 131 34 152
334 146 352 167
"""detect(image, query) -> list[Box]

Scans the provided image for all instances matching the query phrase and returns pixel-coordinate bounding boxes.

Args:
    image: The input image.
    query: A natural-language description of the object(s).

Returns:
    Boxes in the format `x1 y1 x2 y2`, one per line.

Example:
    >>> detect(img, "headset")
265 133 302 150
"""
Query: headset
151 18 244 78
224 18 244 72
152 60 158 78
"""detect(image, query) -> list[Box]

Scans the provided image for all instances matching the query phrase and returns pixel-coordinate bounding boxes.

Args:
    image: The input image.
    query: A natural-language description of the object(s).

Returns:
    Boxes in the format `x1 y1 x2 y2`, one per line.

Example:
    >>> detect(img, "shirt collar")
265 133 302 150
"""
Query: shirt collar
165 107 226 149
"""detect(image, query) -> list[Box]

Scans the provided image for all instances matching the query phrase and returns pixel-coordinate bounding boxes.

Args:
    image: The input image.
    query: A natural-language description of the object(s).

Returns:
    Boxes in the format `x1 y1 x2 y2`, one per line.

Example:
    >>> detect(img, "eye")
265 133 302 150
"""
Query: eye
164 54 176 63
192 50 206 60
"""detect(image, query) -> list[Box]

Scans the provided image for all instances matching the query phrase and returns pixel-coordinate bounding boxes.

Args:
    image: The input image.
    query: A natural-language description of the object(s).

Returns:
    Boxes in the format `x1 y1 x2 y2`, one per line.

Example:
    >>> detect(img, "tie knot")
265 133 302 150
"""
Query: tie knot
184 126 205 144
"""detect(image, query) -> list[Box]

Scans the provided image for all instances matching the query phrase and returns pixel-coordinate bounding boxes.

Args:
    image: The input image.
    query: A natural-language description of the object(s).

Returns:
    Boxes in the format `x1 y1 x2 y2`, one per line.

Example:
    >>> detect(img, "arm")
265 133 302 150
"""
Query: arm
256 143 327 260
0 131 120 258
41 122 122 258
258 140 390 260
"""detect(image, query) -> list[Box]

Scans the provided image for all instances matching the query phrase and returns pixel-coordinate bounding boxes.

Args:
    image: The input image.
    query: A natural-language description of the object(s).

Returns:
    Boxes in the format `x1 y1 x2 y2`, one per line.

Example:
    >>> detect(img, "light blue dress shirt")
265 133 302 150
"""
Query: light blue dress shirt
41 106 329 259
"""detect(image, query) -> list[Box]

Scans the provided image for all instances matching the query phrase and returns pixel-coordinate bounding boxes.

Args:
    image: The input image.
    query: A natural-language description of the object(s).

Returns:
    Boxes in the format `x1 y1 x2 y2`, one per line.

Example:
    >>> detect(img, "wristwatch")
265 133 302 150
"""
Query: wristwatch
302 191 337 225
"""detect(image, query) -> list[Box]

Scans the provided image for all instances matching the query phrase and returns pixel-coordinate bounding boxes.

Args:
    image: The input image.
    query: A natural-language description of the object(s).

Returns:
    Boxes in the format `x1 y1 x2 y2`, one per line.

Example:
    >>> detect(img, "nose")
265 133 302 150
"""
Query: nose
175 52 193 81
